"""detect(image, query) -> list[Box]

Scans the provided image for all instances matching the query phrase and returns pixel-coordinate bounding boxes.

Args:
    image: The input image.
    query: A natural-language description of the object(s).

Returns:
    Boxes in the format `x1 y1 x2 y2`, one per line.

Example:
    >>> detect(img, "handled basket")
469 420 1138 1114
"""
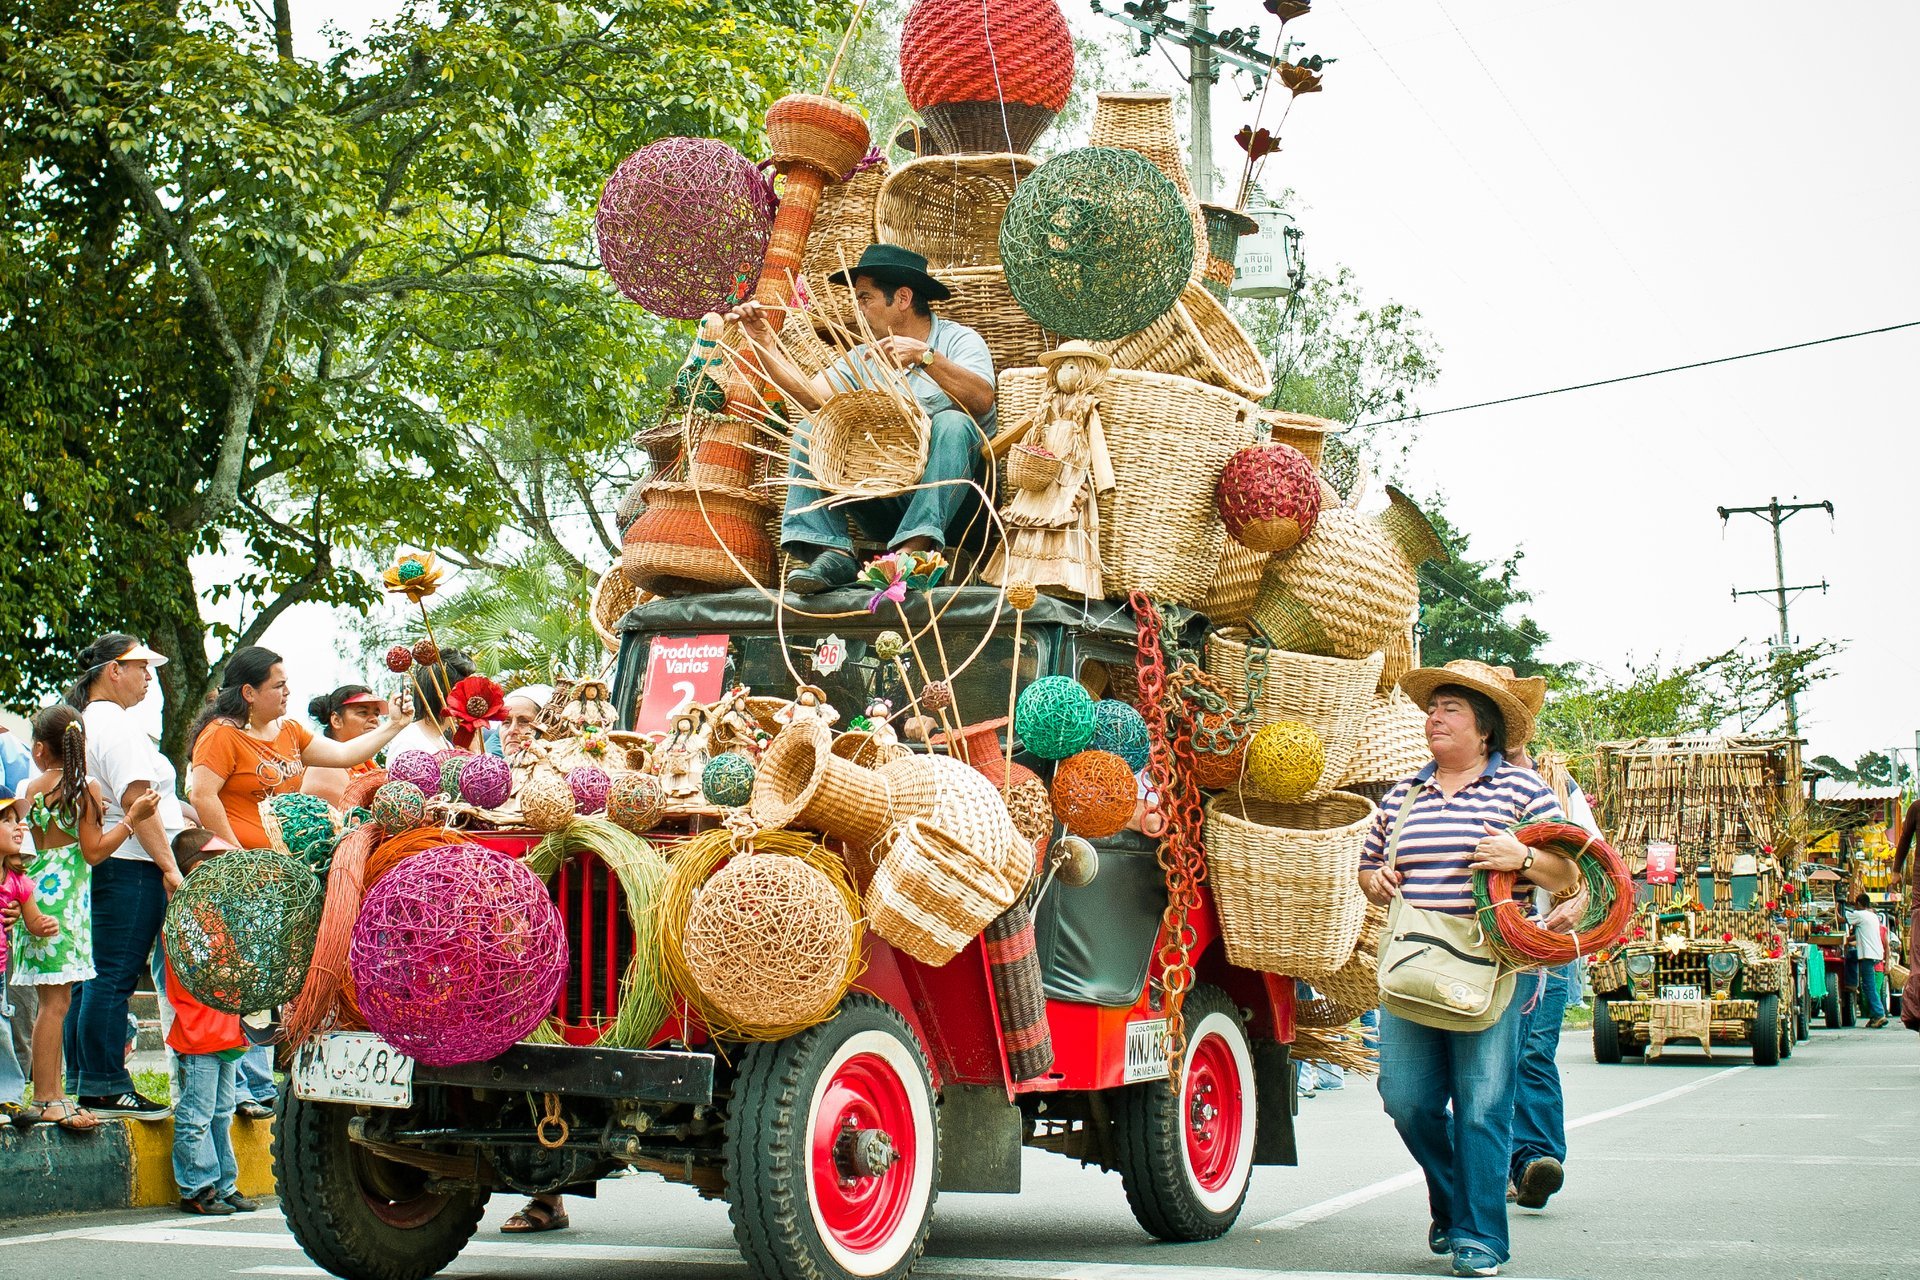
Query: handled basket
875 154 1037 271
866 816 1029 966
1096 282 1273 401
1205 788 1375 979
1204 628 1382 799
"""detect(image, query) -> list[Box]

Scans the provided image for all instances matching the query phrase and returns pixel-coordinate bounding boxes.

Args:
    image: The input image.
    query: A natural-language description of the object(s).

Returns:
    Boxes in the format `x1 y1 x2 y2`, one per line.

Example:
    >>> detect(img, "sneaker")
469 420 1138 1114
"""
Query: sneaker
1428 1222 1450 1256
180 1187 236 1216
235 1100 274 1121
1514 1156 1564 1209
784 549 858 597
223 1191 261 1212
1452 1244 1501 1277
80 1090 171 1120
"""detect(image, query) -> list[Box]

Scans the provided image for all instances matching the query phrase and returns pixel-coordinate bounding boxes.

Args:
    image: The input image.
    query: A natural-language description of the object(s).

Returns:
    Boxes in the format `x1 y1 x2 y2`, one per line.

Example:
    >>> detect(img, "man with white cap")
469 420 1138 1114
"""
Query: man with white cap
62 633 190 1118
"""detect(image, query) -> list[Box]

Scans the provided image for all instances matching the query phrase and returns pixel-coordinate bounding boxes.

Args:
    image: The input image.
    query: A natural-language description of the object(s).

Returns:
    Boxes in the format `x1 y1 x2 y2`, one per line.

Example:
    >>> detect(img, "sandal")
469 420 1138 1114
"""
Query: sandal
500 1199 569 1233
34 1100 101 1133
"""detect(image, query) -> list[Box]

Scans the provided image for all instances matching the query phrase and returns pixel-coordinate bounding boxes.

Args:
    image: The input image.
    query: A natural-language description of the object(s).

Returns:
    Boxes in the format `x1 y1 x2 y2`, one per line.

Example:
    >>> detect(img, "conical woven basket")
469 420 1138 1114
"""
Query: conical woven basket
1095 282 1274 401
875 154 1037 271
867 816 1028 965
1302 902 1388 1019
1335 692 1432 788
1204 788 1374 979
750 722 897 853
1204 628 1382 800
1203 537 1270 627
1087 92 1208 286
1249 506 1417 659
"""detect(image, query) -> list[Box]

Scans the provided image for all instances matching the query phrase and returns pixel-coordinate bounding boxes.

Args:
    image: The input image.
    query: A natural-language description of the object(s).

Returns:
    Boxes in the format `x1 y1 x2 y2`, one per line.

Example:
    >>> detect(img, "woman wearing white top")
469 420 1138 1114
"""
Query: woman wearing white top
387 652 476 758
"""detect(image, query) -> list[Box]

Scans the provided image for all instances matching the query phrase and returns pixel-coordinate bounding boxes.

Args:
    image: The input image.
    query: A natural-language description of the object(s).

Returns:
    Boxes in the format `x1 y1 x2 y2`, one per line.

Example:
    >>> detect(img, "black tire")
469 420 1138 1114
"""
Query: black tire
1592 997 1623 1064
1110 985 1256 1241
1778 1001 1793 1059
1823 987 1843 1029
1841 988 1857 1027
274 1090 488 1280
724 994 938 1280
1796 982 1811 1041
1751 993 1781 1065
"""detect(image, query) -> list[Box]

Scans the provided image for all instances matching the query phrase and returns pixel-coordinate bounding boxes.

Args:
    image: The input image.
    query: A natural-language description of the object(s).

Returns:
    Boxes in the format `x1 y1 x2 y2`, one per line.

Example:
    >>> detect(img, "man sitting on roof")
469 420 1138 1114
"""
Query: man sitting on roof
729 243 997 596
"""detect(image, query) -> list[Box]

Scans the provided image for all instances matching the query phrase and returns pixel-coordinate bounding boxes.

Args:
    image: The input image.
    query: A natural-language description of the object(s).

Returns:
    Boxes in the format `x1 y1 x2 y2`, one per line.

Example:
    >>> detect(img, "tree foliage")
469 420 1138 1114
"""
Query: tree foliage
1809 751 1912 789
1412 499 1556 677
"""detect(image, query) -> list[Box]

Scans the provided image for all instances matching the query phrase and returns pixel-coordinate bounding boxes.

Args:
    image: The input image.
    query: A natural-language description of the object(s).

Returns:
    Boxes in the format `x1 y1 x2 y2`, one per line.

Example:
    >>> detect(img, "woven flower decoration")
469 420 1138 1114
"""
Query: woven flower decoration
859 549 950 612
444 676 506 739
382 552 445 603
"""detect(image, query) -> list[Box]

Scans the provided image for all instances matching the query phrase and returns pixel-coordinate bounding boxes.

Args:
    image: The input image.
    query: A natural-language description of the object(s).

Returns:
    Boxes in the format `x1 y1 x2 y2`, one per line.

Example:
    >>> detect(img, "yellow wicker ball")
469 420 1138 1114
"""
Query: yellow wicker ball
520 774 577 832
1244 720 1326 803
682 854 856 1032
1007 580 1038 611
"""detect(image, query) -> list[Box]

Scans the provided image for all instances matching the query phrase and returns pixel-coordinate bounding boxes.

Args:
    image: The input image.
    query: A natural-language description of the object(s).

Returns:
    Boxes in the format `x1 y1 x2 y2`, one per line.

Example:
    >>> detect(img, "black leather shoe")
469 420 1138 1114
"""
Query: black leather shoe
180 1187 236 1216
785 549 858 596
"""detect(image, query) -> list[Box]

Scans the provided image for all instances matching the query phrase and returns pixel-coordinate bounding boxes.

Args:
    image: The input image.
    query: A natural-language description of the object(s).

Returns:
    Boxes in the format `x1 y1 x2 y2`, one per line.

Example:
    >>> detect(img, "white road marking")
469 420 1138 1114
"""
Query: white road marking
1253 1064 1752 1231
1582 1152 1920 1167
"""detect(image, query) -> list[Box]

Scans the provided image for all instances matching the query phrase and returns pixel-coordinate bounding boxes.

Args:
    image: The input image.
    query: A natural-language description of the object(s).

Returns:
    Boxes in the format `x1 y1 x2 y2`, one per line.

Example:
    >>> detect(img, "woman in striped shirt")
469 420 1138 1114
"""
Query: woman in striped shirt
1357 660 1577 1279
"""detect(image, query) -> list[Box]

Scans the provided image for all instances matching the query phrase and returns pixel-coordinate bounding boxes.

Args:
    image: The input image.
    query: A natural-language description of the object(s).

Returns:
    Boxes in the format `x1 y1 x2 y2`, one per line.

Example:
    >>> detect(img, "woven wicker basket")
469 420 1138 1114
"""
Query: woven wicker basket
1087 92 1209 286
941 265 1054 371
1202 537 1269 627
998 366 1256 608
804 388 931 499
876 753 1026 872
830 730 910 771
749 721 897 853
1336 692 1431 788
867 815 1028 965
621 482 776 596
1297 902 1387 1023
1260 409 1332 469
1204 628 1382 799
876 154 1037 271
1096 283 1274 401
765 94 870 181
801 159 889 337
591 566 645 654
1206 788 1374 979
1378 616 1419 694
1006 442 1064 492
1250 488 1442 659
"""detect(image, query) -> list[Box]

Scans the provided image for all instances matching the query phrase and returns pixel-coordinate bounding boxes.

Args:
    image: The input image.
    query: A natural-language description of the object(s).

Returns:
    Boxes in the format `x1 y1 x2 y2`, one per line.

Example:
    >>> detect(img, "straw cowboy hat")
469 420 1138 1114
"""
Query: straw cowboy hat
1036 340 1113 374
1398 659 1546 753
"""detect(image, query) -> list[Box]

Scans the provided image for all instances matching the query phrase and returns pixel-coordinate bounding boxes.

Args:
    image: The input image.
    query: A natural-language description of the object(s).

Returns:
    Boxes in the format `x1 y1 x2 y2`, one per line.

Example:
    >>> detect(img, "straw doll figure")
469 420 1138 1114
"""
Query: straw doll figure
985 341 1116 599
656 706 713 798
774 684 840 731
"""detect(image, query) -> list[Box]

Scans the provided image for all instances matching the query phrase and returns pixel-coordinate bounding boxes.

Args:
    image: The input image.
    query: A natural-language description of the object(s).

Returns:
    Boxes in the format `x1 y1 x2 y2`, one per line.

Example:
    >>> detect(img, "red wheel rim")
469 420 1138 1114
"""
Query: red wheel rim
1182 1029 1244 1194
809 1050 918 1254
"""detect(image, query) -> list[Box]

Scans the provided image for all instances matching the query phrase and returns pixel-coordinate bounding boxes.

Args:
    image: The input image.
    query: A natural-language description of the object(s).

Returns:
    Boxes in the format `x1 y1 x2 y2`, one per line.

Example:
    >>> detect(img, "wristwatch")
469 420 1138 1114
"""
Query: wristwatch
1520 851 1536 872
916 348 936 370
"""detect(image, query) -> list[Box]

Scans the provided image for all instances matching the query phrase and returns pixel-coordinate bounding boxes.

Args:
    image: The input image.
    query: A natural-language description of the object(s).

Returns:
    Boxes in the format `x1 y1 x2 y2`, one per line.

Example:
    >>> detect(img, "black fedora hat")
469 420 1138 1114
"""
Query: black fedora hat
824 243 953 303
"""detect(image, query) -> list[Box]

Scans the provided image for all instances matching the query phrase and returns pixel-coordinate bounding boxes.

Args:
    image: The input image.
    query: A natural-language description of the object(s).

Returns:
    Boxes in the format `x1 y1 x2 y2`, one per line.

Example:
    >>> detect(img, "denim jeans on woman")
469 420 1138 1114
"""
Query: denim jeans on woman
1510 963 1574 1184
172 1052 238 1198
1377 994 1527 1264
64 857 167 1095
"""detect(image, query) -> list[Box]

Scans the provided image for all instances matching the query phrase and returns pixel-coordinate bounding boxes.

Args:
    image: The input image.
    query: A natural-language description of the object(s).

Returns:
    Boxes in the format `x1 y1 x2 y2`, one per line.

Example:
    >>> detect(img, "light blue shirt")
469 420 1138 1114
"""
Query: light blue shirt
0 730 30 797
825 316 997 432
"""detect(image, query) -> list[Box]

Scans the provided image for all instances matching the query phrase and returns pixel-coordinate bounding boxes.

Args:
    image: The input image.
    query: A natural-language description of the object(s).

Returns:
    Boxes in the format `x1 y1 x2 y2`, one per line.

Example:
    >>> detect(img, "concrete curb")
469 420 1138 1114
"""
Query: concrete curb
0 1113 275 1220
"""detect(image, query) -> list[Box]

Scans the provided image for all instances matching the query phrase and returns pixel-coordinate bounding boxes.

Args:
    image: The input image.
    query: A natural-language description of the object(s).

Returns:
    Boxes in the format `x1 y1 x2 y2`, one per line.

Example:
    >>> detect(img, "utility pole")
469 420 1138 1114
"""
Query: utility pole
1717 496 1833 739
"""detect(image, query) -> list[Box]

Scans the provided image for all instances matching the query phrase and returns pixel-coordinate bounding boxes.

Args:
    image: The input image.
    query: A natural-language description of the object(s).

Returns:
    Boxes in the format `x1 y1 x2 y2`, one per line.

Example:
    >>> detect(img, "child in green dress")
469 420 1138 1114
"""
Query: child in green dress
15 705 157 1131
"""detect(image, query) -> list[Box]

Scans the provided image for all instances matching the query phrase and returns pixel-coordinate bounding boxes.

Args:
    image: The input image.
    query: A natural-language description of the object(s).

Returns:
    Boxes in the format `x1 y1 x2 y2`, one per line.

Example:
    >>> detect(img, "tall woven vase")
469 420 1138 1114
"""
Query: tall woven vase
901 0 1075 155
1249 486 1445 659
1087 93 1209 287
754 95 872 316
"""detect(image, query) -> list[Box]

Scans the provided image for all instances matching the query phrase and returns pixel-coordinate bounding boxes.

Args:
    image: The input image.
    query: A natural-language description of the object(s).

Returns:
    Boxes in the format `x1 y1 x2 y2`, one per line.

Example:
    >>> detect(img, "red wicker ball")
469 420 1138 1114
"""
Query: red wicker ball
902 0 1075 111
1049 749 1137 840
596 137 777 321
1216 442 1322 554
412 638 440 667
385 644 414 673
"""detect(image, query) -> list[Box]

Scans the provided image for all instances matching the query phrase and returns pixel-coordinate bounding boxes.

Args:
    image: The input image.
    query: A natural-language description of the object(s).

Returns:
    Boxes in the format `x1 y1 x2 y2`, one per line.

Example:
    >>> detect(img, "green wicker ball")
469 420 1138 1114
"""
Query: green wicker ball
1244 720 1326 803
999 147 1193 342
1014 676 1098 761
1089 700 1150 772
162 849 323 1014
702 752 757 808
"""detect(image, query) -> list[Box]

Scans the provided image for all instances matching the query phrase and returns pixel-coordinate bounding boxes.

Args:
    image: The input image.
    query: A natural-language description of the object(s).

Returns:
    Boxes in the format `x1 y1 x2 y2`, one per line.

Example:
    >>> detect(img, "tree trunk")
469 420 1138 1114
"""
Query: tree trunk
148 545 213 778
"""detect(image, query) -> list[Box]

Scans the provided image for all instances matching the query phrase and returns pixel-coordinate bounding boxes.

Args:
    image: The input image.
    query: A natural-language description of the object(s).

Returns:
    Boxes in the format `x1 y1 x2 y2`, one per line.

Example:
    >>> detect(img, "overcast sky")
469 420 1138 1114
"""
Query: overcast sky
237 0 1915 769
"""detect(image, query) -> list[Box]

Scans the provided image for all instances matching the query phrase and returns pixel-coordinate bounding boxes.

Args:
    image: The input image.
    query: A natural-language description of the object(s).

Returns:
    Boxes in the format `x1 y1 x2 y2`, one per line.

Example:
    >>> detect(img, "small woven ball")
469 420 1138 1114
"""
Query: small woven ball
702 753 756 808
264 793 340 861
396 559 426 582
435 749 472 798
1185 711 1250 790
922 680 954 713
568 765 611 815
458 753 512 810
388 749 441 796
371 781 428 833
1089 700 1150 772
412 638 440 667
385 644 414 673
682 853 855 1030
163 849 323 1014
521 774 576 832
1217 443 1322 553
1006 775 1056 852
595 137 777 320
875 631 905 661
1007 580 1038 611
1014 675 1097 760
1049 749 1138 840
1245 720 1326 803
348 844 568 1066
607 773 667 834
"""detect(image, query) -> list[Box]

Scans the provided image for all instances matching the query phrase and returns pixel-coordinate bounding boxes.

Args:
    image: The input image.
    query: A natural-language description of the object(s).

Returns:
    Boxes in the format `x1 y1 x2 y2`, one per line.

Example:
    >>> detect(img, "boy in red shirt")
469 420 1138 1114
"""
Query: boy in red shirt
166 829 260 1215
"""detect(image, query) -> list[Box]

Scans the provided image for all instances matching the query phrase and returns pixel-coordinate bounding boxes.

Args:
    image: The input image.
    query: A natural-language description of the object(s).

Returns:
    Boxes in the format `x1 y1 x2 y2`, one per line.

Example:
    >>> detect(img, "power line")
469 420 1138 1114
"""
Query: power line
1356 319 1920 427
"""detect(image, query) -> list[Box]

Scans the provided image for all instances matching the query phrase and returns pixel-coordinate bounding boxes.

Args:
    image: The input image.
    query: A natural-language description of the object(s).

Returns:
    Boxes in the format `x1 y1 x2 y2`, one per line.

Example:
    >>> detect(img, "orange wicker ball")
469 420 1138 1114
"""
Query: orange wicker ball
1049 749 1137 840
1184 710 1250 790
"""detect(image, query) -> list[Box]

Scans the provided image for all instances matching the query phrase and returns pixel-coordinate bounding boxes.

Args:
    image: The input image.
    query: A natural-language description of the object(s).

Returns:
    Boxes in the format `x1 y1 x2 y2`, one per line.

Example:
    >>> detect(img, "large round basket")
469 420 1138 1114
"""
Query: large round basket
940 265 1054 371
1204 789 1374 979
621 482 775 595
1087 92 1209 285
867 816 1028 965
875 154 1037 271
765 94 870 181
799 158 889 337
1204 628 1383 799
1335 692 1432 789
901 0 1074 155
1249 488 1443 659
1096 281 1274 401
998 366 1257 608
804 389 931 499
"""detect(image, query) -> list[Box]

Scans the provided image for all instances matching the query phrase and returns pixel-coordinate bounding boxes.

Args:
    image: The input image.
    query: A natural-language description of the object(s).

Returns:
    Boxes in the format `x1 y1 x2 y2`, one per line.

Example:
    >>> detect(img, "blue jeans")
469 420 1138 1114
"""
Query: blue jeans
1378 994 1527 1264
1852 957 1887 1019
236 1044 276 1104
1510 963 1573 1182
782 407 984 554
65 858 167 1096
172 1052 238 1198
0 952 26 1101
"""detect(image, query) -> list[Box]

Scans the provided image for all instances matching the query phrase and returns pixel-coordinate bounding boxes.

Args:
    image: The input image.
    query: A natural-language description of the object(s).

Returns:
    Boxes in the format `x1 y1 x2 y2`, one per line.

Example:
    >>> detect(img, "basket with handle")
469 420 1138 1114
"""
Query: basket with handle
1096 282 1274 401
875 154 1037 271
1204 628 1382 799
867 816 1030 967
1204 788 1375 979
1006 442 1065 493
1249 487 1444 659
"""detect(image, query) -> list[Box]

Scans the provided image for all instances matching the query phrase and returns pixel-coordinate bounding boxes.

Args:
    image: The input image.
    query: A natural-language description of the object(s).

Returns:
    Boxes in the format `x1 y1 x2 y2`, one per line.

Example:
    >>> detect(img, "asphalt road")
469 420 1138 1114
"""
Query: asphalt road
4 1019 1914 1280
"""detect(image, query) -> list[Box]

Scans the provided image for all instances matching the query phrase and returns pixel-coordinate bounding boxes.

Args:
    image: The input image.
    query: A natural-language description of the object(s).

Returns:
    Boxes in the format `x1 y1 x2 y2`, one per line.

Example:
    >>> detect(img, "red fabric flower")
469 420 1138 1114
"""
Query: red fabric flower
444 676 507 750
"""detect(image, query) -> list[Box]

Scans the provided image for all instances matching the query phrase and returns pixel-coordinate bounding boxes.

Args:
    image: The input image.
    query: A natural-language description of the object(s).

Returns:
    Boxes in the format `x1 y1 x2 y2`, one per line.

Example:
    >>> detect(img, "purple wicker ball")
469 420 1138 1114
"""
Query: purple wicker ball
458 754 513 810
595 137 777 320
567 765 611 815
388 749 441 796
349 844 568 1066
370 781 428 834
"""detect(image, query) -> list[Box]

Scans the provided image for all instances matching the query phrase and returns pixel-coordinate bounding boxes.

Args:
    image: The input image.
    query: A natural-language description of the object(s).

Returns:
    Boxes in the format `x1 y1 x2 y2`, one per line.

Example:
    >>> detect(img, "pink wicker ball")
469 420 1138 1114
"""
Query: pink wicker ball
568 765 611 815
388 749 441 796
1216 442 1322 553
595 137 777 320
458 753 513 810
348 844 568 1066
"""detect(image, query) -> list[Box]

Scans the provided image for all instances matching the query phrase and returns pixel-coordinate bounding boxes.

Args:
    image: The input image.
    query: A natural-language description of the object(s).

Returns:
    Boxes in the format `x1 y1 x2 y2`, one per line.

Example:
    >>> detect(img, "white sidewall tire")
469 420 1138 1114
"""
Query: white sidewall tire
1179 1009 1257 1214
803 1028 937 1277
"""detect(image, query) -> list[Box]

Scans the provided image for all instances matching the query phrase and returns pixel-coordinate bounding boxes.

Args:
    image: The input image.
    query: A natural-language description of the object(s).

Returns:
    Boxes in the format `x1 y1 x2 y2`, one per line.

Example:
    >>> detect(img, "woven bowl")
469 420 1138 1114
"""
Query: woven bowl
805 389 931 499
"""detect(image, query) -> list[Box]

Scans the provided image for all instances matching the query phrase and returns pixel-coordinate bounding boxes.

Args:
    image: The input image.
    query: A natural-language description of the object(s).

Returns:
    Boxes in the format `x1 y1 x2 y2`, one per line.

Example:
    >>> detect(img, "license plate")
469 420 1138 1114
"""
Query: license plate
292 1032 416 1108
1661 984 1703 1002
1124 1018 1170 1083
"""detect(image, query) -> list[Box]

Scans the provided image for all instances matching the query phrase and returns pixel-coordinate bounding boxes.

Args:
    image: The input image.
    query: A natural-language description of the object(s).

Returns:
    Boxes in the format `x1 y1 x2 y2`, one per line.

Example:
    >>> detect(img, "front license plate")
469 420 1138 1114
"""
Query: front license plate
1661 984 1703 1002
292 1032 416 1109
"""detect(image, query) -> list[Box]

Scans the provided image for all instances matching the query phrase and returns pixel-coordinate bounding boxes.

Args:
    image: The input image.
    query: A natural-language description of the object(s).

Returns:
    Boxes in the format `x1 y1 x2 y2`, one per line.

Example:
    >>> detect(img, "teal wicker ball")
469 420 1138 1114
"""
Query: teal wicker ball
702 752 757 808
998 147 1193 342
1014 676 1098 760
262 793 340 866
370 781 428 834
1090 700 1150 772
163 849 323 1014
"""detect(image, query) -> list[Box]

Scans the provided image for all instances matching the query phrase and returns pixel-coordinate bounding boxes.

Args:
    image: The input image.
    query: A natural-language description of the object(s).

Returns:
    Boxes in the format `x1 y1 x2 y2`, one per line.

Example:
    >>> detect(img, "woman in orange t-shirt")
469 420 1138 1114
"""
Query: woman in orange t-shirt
188 647 410 849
